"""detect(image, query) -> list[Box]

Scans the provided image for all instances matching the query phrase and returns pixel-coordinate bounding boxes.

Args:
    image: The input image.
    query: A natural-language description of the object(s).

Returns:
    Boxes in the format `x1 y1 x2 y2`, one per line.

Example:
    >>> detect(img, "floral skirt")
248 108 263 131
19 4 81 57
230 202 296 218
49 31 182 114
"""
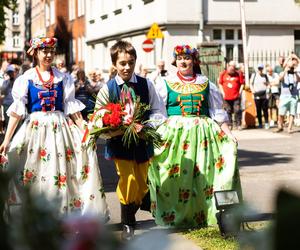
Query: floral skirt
148 115 241 228
6 111 109 219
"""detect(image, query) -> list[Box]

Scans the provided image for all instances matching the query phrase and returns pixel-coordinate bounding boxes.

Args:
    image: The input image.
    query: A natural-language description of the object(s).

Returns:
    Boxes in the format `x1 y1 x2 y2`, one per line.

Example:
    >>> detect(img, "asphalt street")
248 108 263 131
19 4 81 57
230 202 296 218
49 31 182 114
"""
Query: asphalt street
97 127 300 248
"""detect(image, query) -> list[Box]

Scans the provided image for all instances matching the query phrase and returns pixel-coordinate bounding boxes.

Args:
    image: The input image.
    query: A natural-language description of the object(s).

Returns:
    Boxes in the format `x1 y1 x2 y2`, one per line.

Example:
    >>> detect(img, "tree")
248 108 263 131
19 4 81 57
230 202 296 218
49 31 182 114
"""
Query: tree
0 0 17 44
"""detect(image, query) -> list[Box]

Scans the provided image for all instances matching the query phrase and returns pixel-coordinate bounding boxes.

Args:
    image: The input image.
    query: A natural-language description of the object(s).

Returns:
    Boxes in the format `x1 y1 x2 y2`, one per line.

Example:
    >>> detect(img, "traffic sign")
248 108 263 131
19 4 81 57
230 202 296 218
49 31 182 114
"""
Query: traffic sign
147 23 164 39
142 39 154 53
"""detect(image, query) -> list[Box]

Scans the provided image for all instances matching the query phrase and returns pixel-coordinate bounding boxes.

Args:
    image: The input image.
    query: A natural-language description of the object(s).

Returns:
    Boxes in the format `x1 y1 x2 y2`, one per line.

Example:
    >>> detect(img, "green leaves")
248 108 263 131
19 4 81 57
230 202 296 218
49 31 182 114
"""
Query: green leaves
0 0 18 44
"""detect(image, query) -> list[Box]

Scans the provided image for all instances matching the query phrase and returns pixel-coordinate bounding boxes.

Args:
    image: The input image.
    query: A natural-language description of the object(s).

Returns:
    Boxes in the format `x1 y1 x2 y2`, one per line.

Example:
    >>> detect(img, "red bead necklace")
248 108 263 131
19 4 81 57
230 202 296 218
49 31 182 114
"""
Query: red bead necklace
35 67 54 89
177 71 196 83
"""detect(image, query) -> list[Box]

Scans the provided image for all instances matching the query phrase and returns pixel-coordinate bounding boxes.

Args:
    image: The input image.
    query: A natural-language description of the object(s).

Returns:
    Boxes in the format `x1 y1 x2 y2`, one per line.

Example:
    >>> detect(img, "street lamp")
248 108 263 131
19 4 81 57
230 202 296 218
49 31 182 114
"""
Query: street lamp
214 190 274 237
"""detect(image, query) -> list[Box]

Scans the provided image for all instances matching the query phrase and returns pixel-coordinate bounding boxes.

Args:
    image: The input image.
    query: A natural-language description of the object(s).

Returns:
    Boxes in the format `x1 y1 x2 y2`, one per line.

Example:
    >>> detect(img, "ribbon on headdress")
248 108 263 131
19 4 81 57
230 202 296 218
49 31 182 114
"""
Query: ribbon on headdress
26 37 57 56
173 45 200 63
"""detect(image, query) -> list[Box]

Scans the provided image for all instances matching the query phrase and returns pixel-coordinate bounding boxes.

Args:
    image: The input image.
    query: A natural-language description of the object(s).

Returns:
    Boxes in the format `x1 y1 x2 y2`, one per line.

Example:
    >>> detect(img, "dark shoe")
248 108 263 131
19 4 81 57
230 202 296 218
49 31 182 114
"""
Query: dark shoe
273 127 283 133
121 224 134 241
140 191 151 212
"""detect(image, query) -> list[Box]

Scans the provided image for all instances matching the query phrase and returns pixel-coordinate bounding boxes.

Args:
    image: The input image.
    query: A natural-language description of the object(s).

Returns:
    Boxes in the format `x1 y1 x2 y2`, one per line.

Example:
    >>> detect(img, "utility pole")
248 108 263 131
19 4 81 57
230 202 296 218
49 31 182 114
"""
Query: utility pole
240 0 249 87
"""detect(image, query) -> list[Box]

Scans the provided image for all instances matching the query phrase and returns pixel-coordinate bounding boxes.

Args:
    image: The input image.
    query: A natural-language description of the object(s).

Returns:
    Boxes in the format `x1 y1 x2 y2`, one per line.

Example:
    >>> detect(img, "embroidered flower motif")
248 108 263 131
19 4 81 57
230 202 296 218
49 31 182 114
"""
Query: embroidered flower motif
168 164 180 178
193 164 200 178
66 147 74 162
54 173 67 189
16 143 25 155
217 130 227 142
52 121 58 133
40 147 50 162
31 120 39 130
215 156 225 172
69 197 84 211
178 188 190 203
182 140 189 152
0 154 8 171
203 185 214 200
150 201 156 212
201 139 209 150
22 169 37 185
81 165 90 180
163 141 171 149
193 211 207 226
161 211 176 226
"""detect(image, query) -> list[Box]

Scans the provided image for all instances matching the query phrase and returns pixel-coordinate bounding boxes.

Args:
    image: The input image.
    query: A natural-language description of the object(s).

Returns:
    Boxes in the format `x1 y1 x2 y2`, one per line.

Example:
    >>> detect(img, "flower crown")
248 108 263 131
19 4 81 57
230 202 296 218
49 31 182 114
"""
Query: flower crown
27 37 57 56
173 45 199 59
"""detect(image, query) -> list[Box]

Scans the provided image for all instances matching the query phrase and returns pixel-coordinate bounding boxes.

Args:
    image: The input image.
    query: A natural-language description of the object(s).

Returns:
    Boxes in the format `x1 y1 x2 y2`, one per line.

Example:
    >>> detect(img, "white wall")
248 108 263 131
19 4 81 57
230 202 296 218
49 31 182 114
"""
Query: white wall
206 0 300 24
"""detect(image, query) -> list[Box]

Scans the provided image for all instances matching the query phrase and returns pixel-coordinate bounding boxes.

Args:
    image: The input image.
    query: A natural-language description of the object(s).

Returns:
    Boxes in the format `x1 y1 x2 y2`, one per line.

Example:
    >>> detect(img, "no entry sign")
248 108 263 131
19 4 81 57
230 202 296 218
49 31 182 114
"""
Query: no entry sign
142 39 154 52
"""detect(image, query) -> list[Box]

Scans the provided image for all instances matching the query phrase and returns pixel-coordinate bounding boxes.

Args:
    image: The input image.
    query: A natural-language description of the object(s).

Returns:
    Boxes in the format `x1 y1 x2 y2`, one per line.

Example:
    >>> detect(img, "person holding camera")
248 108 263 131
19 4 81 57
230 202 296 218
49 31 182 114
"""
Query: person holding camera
249 64 270 129
274 54 300 133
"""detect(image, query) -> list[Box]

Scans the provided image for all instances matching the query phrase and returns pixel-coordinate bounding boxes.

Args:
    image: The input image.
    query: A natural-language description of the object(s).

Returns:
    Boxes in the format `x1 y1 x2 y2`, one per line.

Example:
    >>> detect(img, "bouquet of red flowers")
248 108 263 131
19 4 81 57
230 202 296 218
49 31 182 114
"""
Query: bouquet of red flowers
82 85 163 149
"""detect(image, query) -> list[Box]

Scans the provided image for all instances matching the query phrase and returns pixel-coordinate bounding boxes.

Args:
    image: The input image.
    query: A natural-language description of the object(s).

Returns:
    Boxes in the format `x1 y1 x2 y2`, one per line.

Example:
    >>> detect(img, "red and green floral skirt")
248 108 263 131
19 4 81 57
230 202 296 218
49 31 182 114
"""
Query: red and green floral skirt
148 115 241 228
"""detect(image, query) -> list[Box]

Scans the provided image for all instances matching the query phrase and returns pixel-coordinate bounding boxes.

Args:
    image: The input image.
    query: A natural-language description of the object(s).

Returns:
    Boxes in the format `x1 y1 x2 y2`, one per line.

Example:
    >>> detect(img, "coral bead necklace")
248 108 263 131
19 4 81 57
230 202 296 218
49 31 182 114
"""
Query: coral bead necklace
177 71 196 83
36 67 54 89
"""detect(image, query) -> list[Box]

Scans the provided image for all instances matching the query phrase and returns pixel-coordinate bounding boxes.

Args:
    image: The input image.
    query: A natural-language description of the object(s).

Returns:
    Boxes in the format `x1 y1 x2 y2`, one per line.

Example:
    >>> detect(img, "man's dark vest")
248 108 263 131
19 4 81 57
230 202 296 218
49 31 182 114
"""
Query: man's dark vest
105 75 154 163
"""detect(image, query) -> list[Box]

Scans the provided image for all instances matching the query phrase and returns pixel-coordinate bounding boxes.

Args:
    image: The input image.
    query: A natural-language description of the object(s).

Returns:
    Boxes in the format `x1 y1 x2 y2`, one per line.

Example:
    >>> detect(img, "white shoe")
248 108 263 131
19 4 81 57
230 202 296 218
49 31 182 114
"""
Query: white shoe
264 123 270 129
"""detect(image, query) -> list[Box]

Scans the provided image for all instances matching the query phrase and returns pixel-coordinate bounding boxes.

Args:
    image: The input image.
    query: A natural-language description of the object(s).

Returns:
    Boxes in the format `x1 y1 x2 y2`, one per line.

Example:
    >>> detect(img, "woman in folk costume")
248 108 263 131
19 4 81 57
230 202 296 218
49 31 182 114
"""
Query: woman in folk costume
149 45 242 228
0 37 109 219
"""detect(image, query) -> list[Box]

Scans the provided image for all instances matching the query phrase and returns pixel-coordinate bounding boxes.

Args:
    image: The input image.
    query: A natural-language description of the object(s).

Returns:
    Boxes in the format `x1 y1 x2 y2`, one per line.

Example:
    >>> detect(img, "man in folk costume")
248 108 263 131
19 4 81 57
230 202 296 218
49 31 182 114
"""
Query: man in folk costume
95 40 166 240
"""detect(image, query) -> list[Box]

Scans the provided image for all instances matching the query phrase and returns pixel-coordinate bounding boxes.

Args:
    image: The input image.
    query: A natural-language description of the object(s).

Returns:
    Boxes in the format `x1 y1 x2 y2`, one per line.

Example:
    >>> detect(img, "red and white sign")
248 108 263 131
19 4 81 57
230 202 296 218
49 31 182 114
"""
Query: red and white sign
142 39 154 53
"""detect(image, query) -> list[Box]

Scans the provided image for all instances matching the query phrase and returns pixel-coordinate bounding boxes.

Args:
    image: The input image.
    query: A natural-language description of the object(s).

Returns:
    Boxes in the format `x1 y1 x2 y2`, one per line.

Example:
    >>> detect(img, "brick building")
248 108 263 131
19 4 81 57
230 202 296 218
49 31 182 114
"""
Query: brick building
45 0 86 69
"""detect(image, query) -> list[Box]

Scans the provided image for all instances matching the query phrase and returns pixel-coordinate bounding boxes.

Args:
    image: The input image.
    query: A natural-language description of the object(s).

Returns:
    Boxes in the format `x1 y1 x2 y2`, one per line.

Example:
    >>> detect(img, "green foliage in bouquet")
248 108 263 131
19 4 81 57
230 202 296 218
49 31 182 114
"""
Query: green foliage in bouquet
84 85 164 149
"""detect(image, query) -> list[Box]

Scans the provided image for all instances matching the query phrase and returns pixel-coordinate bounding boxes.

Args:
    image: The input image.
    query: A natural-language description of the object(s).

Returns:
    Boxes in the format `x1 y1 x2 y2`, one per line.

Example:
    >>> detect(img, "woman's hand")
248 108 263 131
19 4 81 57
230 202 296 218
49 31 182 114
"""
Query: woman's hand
220 122 238 144
0 139 10 155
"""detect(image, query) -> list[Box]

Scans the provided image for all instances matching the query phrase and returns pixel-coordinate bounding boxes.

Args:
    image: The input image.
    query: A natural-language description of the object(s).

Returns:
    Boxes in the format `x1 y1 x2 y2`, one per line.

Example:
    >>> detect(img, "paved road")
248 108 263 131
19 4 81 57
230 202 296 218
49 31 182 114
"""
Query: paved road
98 127 300 248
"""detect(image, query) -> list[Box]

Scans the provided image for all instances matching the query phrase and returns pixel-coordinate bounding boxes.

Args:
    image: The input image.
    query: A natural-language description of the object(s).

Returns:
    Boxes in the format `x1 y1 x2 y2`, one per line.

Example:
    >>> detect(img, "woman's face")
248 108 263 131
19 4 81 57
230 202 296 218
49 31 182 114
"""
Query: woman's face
176 54 194 75
36 48 55 67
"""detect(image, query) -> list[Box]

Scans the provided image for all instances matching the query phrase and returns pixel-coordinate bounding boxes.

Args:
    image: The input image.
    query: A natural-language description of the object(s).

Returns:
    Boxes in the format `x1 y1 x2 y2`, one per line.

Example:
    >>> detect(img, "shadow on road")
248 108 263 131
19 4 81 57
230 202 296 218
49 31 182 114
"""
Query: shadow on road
238 149 292 167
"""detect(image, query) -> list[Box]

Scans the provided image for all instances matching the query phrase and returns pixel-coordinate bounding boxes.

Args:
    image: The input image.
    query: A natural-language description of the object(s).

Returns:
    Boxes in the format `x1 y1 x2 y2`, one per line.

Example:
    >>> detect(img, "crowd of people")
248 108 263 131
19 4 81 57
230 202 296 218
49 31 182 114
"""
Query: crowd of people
0 35 298 243
218 54 300 133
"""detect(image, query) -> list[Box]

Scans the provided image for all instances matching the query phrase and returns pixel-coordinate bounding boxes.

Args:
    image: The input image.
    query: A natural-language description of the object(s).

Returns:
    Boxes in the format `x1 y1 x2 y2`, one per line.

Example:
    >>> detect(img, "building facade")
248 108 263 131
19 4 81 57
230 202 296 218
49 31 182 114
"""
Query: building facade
31 0 46 38
85 0 300 73
43 0 86 69
1 0 27 64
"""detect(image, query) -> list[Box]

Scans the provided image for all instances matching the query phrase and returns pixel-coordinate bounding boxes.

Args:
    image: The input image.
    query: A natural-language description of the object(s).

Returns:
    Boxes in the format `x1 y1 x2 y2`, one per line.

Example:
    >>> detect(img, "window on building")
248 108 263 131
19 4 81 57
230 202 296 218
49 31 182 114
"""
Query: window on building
213 29 222 40
238 29 242 40
295 30 300 57
238 44 244 63
13 32 20 48
78 0 85 16
69 0 76 20
225 29 234 40
50 0 55 24
295 30 300 40
226 44 234 61
12 12 19 25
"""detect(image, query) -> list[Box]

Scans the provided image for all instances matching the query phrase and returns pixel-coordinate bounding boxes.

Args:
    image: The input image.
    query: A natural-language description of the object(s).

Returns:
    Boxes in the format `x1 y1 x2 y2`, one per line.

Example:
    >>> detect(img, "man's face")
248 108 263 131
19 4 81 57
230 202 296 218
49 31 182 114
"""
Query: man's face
114 52 136 82
227 64 236 74
157 61 165 71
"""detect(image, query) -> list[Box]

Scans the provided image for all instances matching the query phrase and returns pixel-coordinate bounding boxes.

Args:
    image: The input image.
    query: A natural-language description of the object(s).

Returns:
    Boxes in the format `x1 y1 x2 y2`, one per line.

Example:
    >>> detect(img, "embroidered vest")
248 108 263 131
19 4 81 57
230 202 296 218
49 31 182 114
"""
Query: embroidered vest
165 79 210 117
27 80 64 113
105 76 153 163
